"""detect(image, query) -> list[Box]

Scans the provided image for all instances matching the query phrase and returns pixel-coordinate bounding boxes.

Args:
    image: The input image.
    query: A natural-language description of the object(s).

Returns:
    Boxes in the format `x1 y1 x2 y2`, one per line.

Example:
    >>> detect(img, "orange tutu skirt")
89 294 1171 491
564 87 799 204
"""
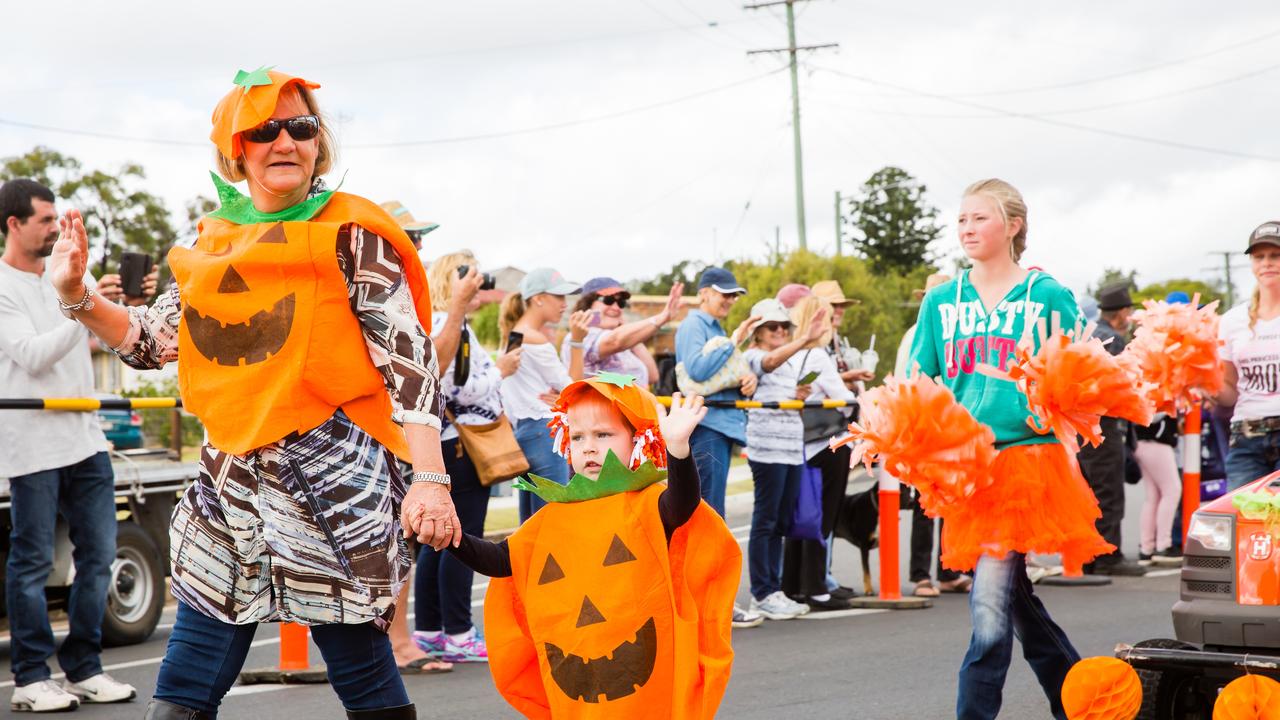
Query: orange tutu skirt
939 442 1115 572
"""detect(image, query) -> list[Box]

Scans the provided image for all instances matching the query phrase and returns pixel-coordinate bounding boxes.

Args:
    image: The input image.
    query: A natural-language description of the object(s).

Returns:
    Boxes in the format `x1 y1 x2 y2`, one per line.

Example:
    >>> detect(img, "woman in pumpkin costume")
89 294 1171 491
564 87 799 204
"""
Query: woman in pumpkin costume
416 377 739 718
47 69 457 719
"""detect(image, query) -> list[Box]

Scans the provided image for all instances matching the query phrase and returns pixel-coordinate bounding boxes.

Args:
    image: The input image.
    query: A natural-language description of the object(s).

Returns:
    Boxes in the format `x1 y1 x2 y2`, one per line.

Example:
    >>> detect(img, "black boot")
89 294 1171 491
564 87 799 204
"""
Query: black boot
144 699 215 719
346 705 416 720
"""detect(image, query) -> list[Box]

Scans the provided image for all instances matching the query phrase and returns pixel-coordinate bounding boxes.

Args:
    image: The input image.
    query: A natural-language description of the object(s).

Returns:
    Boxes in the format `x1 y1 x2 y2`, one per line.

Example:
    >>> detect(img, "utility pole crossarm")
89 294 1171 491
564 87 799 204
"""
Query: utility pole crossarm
746 43 839 55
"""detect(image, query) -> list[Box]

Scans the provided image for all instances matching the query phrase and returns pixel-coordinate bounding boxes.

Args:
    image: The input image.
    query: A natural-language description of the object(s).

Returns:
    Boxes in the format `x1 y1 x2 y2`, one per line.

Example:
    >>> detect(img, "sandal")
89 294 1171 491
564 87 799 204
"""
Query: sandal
913 579 940 597
398 657 454 675
938 576 973 593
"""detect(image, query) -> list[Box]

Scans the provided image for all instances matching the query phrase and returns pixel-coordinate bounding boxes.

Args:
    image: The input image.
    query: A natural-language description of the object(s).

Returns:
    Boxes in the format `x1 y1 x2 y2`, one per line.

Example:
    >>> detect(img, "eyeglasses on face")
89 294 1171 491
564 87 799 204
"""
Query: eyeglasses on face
597 294 630 309
761 322 791 333
242 115 321 144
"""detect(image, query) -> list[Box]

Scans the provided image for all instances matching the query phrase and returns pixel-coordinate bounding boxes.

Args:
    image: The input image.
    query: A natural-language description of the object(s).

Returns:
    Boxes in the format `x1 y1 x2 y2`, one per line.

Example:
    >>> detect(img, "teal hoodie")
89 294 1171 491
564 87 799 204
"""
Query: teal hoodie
908 270 1084 449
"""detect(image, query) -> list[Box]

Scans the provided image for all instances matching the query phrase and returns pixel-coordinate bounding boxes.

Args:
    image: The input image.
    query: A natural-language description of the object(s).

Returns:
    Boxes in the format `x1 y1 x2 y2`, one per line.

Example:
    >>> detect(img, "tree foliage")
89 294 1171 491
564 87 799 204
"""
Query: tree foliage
629 258 705 296
1134 278 1226 309
0 146 178 277
845 166 944 274
1089 267 1139 297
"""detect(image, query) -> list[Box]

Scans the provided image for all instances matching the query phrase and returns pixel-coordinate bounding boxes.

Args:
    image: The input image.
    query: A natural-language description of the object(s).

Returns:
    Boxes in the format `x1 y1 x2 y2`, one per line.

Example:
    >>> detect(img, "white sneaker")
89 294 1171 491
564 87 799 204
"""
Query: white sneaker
731 603 764 628
785 594 811 616
750 591 803 620
11 679 80 712
64 673 136 704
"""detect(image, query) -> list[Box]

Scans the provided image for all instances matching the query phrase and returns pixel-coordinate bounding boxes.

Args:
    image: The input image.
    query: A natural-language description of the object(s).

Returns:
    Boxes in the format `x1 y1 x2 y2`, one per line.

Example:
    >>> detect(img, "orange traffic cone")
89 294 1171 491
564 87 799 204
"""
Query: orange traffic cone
238 622 329 685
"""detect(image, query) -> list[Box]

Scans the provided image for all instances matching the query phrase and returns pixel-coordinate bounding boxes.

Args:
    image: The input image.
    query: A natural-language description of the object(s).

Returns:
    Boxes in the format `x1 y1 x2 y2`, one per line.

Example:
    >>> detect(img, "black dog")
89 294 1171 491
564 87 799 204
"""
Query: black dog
832 487 879 596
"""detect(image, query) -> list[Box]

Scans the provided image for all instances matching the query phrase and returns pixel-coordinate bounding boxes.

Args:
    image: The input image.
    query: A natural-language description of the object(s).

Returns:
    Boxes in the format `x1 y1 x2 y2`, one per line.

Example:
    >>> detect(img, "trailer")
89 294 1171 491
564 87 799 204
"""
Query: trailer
0 448 198 647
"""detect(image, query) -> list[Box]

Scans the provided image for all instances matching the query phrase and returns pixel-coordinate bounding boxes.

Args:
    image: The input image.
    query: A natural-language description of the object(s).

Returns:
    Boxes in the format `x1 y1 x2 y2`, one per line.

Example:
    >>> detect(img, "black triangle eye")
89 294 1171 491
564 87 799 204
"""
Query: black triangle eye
256 223 287 244
217 266 251 294
538 554 565 585
603 534 636 566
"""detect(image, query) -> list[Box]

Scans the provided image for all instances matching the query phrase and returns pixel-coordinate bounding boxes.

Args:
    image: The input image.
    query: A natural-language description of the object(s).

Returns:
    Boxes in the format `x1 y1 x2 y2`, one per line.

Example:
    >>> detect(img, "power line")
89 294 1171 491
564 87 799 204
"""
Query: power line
812 65 1280 164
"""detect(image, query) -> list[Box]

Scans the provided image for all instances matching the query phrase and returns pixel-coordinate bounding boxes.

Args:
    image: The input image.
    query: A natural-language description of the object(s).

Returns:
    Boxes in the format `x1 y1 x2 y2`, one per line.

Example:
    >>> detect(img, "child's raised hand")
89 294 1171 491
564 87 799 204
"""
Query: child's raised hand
657 392 707 459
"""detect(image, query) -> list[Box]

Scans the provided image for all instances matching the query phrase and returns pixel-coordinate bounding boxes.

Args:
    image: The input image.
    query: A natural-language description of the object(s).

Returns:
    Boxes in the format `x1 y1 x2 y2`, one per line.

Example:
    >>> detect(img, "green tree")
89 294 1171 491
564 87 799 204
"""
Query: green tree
631 259 704 296
845 166 944 274
0 146 178 277
1135 278 1225 309
1088 267 1139 297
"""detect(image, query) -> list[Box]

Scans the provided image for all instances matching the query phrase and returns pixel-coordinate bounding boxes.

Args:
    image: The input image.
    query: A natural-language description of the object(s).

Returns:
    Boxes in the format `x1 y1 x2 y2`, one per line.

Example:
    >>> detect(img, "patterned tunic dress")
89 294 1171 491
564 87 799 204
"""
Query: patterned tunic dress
114 225 442 629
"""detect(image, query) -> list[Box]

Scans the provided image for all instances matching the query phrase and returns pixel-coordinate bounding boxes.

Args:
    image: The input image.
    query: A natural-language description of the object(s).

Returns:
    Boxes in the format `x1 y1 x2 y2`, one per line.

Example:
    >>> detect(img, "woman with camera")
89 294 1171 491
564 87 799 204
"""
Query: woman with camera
562 277 683 387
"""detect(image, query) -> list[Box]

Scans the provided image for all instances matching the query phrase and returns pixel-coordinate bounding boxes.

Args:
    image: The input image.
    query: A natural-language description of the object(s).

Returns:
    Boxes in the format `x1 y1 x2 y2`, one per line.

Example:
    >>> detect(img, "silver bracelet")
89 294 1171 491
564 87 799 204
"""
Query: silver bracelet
411 471 451 487
569 340 585 349
57 284 95 314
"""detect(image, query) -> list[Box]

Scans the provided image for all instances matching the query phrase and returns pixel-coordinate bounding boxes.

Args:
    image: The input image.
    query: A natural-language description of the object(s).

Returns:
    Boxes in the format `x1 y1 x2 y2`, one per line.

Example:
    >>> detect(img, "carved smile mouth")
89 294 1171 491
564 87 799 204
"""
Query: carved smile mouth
544 617 657 703
183 293 296 366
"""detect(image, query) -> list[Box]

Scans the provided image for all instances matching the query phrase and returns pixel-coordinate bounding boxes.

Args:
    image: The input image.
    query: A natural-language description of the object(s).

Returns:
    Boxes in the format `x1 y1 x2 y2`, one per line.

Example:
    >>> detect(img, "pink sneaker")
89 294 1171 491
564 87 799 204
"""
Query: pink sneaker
442 632 488 663
412 631 446 658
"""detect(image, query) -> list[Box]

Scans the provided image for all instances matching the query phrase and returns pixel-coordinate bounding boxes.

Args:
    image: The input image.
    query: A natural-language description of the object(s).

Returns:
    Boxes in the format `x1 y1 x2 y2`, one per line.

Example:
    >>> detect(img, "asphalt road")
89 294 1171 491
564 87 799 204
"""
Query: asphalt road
1 483 1180 719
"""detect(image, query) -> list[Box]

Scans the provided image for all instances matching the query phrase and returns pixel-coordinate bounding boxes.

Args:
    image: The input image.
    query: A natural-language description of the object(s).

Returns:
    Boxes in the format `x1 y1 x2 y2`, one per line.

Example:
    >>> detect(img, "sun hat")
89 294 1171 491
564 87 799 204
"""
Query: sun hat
379 200 439 234
810 280 858 307
744 298 792 338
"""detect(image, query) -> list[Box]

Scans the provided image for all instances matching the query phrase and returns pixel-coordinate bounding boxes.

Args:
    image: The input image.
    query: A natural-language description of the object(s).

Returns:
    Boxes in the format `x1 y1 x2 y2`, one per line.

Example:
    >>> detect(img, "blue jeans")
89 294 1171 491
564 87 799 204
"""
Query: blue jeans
416 438 489 634
154 602 408 713
747 461 800 600
957 552 1079 720
691 426 735 517
1226 430 1280 490
514 416 569 523
6 451 116 686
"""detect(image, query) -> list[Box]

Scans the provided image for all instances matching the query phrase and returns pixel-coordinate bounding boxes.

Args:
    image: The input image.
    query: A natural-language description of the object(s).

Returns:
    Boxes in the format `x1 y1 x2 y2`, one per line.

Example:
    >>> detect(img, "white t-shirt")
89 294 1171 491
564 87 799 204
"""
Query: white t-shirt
743 348 804 465
500 341 573 421
0 262 109 478
1219 303 1280 422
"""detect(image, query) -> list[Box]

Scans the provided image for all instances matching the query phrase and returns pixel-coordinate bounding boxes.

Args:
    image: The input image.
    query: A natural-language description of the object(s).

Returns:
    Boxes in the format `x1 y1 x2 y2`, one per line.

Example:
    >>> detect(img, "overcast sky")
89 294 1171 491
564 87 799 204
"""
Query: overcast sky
4 0 1277 303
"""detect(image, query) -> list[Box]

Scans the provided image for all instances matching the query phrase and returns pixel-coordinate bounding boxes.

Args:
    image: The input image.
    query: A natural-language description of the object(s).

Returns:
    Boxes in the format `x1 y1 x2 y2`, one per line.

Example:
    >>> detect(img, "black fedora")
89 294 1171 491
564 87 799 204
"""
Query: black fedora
1097 282 1135 312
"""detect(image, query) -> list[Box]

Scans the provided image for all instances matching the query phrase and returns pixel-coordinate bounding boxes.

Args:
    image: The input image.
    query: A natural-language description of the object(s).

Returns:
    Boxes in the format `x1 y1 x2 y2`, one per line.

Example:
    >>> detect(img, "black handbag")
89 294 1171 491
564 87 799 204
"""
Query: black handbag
799 350 848 443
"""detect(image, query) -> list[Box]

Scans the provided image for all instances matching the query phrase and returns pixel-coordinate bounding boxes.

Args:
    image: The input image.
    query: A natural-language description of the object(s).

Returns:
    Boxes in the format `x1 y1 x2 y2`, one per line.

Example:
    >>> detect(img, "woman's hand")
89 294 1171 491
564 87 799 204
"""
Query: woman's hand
657 392 706 459
402 482 462 550
731 315 761 346
841 368 875 383
538 390 560 407
49 209 90 302
795 383 813 402
803 307 829 344
654 282 684 326
740 372 758 397
496 347 523 378
568 310 591 343
450 266 484 314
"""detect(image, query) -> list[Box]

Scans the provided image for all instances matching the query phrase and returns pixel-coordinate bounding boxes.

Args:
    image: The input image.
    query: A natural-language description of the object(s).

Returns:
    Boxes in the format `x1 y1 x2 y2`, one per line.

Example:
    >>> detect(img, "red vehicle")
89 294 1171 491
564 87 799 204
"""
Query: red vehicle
1116 472 1280 719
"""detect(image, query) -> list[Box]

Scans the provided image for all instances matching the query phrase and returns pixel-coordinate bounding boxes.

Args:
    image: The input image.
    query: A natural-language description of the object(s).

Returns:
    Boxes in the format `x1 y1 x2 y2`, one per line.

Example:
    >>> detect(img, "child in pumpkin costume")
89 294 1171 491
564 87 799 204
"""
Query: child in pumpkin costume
437 375 740 719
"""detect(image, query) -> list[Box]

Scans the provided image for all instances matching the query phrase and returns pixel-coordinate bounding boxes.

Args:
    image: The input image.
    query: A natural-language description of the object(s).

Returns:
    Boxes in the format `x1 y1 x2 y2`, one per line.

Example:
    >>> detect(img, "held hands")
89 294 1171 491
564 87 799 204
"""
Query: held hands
49 209 90 302
731 315 761 346
401 481 462 550
657 392 706 459
740 372 758 397
568 310 591 343
496 347 523 378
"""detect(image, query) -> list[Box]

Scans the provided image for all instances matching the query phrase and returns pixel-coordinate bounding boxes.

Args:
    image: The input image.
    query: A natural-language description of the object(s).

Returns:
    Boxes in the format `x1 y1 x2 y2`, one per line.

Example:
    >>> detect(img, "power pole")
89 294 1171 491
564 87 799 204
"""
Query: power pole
834 190 842 255
1205 251 1249 307
746 0 836 253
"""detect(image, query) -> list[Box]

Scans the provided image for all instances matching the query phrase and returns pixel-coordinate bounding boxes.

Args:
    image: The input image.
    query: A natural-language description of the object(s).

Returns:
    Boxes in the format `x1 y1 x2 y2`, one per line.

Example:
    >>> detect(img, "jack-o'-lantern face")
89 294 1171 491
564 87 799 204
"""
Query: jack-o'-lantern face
532 531 660 703
183 222 297 366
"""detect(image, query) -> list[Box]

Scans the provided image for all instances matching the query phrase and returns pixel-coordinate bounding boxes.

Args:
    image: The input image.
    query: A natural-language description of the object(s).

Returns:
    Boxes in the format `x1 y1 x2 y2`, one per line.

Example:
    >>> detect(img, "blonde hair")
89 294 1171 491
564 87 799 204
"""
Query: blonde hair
790 295 834 349
1249 285 1261 333
963 178 1028 262
427 250 477 312
499 293 526 346
215 84 336 185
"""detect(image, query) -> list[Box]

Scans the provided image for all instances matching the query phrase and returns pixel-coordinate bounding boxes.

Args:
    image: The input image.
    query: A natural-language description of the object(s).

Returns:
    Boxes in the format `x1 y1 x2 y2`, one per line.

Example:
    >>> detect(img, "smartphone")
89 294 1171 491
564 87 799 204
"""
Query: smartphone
119 252 152 298
797 370 820 386
588 310 602 328
506 331 524 352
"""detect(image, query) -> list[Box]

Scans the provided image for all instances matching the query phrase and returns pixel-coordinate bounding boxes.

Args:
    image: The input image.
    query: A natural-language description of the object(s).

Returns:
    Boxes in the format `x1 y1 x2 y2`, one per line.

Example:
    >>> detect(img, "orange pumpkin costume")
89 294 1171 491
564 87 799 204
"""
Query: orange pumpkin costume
455 375 739 719
168 68 431 460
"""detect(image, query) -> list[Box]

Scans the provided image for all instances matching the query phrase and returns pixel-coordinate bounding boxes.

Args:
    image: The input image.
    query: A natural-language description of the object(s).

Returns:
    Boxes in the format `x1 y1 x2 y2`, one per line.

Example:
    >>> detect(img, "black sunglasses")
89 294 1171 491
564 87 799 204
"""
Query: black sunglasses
760 321 791 333
597 294 630 309
242 115 321 144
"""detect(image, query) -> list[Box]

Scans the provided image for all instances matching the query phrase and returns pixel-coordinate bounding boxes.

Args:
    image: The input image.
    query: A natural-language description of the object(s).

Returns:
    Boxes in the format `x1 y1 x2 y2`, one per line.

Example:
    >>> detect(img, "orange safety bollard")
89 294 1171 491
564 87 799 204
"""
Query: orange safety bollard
1182 403 1203 543
238 622 329 685
849 466 932 609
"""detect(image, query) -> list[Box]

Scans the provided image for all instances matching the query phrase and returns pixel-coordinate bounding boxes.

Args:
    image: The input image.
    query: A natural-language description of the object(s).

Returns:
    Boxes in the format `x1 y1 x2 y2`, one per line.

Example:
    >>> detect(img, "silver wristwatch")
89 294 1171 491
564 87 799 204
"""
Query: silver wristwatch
58 284 95 315
411 471 451 488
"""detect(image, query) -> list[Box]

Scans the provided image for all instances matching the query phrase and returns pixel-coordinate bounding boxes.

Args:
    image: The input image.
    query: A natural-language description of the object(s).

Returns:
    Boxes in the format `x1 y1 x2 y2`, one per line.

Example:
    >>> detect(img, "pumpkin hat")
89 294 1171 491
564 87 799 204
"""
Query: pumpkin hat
210 66 320 162
520 373 668 503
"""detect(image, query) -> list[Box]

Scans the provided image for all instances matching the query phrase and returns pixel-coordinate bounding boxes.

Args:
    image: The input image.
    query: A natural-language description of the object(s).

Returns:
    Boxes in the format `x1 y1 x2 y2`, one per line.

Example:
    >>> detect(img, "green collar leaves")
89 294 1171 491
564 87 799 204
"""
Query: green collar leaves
513 450 665 503
205 172 334 225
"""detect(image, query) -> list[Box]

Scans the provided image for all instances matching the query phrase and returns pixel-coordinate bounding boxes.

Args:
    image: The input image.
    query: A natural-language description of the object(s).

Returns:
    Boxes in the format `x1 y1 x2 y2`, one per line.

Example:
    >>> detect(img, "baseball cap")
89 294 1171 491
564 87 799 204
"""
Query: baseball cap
519 268 581 300
1247 221 1280 254
776 283 812 309
697 267 746 295
581 276 626 296
1166 291 1191 305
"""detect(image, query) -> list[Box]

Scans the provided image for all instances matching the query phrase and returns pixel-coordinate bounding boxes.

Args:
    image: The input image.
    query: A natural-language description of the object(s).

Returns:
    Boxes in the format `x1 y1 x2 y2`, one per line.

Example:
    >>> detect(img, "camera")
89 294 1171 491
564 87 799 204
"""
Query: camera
457 264 496 291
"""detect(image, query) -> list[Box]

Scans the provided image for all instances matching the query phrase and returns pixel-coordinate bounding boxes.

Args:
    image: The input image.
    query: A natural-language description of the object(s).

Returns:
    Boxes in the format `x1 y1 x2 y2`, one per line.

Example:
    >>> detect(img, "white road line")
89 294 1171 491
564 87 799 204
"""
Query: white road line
1142 568 1182 578
225 684 298 697
797 608 888 621
4 523 762 688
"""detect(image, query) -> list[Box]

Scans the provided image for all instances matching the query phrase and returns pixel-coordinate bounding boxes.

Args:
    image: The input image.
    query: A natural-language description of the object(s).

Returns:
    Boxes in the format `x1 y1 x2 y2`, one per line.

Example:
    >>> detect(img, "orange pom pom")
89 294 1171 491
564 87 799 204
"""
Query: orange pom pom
1060 657 1142 720
1123 298 1225 415
832 374 997 517
995 333 1155 452
1213 674 1280 720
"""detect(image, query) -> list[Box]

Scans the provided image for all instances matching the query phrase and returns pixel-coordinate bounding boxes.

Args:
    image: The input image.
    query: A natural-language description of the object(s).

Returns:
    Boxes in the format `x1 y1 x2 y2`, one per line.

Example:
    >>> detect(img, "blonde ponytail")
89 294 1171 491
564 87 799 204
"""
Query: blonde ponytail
1249 285 1261 334
499 293 526 347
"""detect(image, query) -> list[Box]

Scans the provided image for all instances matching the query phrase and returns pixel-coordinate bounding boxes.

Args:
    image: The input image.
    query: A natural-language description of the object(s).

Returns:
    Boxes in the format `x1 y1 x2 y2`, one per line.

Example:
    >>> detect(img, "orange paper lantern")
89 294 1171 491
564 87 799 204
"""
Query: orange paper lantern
1213 675 1280 720
1061 657 1141 720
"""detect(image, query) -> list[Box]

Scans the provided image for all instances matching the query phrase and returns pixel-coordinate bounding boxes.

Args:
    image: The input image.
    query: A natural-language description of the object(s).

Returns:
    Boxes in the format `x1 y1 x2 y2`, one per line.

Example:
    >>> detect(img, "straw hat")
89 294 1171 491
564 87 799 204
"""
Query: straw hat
379 200 440 234
811 280 859 307
913 272 952 299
